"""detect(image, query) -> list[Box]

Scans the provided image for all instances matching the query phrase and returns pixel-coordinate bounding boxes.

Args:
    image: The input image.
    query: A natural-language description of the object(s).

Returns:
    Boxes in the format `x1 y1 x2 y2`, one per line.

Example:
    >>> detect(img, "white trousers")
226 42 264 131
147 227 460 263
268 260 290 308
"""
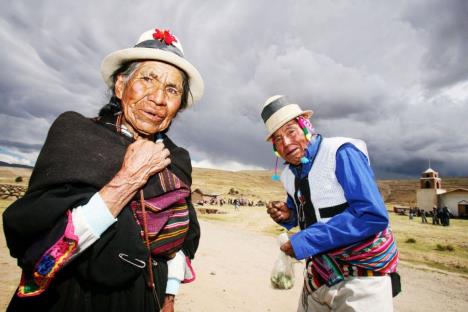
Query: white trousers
297 276 393 312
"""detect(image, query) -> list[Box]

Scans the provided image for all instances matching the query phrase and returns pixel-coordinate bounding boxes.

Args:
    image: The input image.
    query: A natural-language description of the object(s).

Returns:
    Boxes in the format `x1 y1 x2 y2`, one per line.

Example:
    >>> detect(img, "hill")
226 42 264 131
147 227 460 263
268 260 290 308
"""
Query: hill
1 165 467 205
378 178 468 205
192 168 285 202
0 161 33 169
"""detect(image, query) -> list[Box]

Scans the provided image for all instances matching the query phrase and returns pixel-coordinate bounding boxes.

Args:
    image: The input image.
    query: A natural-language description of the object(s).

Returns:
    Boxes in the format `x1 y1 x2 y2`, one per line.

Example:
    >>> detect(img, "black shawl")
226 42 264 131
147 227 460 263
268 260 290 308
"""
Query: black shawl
3 111 200 311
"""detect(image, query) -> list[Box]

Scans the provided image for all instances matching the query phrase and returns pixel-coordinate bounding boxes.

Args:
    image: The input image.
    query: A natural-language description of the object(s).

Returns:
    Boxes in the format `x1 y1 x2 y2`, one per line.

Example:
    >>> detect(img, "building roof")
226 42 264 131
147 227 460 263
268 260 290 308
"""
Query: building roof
424 167 436 173
439 188 468 195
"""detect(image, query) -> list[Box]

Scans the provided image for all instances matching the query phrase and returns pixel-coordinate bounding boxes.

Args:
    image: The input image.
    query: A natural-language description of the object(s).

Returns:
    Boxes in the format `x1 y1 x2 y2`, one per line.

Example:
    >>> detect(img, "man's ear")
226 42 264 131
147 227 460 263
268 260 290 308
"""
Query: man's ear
114 75 125 100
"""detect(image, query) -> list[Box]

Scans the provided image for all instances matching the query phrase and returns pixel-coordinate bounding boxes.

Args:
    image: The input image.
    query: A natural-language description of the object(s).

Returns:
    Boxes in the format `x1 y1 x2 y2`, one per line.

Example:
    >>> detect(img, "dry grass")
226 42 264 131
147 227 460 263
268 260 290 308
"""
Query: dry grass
388 209 468 275
0 167 30 186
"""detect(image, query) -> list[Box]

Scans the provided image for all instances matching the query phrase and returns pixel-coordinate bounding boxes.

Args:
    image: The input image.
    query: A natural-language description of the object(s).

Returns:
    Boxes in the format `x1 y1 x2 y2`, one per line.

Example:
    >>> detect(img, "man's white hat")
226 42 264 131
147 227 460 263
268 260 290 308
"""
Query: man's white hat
261 95 313 141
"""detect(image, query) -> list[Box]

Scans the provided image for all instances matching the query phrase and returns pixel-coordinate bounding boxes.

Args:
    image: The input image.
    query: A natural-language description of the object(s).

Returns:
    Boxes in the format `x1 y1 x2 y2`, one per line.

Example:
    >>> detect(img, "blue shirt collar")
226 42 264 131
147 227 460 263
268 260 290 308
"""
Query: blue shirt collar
289 134 322 179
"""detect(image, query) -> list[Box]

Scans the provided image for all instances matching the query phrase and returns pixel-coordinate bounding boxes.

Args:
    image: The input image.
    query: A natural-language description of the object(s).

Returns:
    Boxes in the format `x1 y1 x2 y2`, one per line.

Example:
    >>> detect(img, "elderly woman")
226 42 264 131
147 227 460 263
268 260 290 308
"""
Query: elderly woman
3 28 203 312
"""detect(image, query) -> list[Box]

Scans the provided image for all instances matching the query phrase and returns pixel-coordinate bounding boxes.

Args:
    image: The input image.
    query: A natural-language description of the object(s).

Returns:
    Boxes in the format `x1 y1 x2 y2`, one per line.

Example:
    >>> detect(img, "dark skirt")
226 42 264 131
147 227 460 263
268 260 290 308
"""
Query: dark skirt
7 259 168 312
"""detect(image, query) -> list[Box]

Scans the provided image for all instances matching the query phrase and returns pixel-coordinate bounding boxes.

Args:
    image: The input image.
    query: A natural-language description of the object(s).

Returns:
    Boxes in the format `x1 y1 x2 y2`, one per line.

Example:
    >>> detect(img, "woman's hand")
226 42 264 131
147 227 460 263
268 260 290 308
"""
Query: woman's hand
99 138 171 217
161 295 175 312
119 138 171 188
266 201 291 223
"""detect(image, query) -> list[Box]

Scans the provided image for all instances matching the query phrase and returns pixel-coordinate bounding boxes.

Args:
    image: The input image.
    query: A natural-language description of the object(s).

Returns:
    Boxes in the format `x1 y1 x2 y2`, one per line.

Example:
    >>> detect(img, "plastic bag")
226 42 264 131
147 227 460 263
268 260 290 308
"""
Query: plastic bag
270 233 295 289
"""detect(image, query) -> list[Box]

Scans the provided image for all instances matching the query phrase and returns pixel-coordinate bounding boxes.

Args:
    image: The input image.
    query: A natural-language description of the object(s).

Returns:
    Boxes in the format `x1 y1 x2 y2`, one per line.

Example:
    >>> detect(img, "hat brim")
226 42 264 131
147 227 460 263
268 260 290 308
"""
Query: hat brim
100 47 204 107
266 110 313 141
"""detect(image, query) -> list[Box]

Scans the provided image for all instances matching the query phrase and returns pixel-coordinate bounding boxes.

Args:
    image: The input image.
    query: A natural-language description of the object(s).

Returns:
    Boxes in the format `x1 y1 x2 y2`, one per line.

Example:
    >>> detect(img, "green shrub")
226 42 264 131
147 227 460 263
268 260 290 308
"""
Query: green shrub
15 176 23 183
436 244 455 252
405 238 416 243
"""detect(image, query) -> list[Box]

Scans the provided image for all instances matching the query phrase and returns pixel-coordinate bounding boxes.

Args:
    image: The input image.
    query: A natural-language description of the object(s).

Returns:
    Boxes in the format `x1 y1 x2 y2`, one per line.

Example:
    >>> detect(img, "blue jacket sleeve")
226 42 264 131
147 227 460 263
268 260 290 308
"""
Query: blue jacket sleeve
290 143 389 260
278 195 298 230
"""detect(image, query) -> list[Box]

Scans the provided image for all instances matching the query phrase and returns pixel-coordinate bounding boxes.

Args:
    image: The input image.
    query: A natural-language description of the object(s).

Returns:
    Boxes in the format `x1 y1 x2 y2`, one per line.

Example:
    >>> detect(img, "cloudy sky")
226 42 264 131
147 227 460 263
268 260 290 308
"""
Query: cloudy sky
1 0 467 179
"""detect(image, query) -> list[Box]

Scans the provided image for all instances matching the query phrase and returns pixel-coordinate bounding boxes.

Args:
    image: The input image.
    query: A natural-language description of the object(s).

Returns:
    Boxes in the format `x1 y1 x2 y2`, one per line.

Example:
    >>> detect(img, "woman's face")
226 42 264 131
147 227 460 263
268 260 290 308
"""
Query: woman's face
115 61 184 138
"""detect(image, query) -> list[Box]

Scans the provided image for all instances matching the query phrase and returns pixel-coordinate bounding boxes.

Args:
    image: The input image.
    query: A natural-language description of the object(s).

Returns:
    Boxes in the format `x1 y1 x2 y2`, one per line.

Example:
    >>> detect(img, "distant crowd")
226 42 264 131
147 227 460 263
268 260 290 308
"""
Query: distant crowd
408 206 451 226
195 197 266 209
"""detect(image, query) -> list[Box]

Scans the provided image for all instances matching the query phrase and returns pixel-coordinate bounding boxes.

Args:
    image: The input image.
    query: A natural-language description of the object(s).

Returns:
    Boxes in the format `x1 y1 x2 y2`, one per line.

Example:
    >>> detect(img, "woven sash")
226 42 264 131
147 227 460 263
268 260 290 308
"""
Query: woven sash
131 169 190 258
305 228 399 292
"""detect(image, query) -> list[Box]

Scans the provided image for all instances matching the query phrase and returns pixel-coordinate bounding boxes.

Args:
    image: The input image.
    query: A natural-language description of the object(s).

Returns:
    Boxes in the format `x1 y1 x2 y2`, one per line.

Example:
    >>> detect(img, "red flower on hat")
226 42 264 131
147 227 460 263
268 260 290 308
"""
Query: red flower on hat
153 29 177 46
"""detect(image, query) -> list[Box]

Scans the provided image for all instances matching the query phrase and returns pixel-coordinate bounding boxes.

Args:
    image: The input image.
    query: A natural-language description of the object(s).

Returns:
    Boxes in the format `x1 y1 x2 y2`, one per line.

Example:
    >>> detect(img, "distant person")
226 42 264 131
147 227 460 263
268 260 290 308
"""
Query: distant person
437 206 443 224
421 209 428 224
261 95 400 312
432 206 440 225
441 206 450 226
3 28 203 312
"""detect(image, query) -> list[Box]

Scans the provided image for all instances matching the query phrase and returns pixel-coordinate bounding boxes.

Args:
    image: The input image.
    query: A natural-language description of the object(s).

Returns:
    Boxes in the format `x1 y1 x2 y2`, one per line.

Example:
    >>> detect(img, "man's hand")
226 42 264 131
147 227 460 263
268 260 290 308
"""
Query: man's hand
161 294 175 312
280 241 296 258
266 201 291 223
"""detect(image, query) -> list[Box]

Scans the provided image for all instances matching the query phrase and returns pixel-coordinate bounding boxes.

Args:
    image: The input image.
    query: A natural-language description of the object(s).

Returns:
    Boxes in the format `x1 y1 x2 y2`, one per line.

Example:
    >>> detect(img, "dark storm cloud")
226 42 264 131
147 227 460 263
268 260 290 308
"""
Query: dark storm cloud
0 0 467 178
403 0 468 90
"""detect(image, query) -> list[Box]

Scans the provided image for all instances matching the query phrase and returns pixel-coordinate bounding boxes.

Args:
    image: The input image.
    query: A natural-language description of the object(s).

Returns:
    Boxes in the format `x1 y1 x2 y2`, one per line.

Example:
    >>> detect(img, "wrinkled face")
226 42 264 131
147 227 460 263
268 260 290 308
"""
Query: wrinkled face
115 61 183 138
272 119 309 165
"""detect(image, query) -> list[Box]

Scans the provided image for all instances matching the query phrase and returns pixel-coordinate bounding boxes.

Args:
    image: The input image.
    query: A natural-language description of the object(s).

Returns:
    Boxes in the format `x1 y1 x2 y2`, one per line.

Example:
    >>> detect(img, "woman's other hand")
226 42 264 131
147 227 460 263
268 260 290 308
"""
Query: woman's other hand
161 295 175 312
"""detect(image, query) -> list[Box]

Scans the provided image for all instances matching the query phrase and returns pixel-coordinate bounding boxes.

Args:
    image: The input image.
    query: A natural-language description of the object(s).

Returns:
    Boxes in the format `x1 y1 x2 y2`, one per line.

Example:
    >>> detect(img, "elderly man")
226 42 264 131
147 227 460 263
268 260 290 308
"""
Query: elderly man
4 28 203 312
262 95 400 312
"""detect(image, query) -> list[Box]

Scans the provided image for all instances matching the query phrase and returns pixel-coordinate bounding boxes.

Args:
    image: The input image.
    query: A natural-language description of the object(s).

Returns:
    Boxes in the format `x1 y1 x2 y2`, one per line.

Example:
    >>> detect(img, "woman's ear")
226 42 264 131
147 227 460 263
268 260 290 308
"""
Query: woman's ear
114 75 125 100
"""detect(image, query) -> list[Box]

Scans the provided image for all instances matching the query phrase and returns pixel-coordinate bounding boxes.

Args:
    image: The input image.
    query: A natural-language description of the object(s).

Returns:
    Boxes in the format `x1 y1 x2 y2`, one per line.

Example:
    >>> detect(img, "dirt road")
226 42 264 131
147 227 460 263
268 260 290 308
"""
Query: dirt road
176 220 468 312
1 219 467 311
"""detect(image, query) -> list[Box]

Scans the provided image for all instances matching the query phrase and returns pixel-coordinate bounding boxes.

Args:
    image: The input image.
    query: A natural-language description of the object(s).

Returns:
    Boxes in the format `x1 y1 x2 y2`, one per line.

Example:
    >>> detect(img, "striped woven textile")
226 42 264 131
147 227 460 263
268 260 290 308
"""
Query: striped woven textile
305 227 399 292
131 169 191 258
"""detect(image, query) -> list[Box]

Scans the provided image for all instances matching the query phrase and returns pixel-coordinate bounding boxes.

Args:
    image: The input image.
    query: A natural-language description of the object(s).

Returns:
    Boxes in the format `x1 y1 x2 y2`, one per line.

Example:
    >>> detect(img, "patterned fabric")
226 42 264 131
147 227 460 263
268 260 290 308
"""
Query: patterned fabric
131 168 191 258
17 211 78 297
305 228 399 293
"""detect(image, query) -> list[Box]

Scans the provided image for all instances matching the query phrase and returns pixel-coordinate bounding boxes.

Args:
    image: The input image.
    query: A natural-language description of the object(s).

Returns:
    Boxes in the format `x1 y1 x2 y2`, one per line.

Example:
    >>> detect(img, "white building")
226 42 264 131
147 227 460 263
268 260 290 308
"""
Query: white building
416 167 468 217
439 189 468 217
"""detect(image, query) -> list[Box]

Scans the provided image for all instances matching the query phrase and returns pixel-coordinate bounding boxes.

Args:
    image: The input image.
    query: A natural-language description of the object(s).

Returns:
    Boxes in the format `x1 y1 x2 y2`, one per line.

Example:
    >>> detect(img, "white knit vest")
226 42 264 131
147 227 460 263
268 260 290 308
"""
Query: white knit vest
280 137 369 223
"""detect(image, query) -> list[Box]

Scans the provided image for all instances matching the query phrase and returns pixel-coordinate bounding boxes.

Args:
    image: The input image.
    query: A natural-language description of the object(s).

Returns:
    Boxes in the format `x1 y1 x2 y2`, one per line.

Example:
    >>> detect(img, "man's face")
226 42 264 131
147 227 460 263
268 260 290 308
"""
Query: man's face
272 119 309 165
115 61 183 138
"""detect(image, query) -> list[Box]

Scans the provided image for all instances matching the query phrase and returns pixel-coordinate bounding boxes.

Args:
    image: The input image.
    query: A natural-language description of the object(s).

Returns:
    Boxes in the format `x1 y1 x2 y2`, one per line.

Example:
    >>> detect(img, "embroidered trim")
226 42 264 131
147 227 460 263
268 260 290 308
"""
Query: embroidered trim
17 210 78 297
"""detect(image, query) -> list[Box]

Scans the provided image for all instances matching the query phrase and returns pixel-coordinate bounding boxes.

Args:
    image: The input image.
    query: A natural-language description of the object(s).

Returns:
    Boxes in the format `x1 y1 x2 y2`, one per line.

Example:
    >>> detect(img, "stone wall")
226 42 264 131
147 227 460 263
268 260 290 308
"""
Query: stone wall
0 184 26 200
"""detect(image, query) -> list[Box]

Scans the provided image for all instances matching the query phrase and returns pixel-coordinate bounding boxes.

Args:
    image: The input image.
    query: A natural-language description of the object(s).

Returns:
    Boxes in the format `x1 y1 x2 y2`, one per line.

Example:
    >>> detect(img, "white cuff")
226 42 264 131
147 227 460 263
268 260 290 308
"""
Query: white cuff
79 192 116 237
72 193 117 252
167 250 186 281
166 251 186 295
165 278 181 295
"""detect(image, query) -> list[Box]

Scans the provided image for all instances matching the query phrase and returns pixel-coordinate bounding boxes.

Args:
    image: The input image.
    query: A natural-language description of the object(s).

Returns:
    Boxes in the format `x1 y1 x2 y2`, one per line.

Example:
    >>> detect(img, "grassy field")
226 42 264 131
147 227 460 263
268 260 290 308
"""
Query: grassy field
389 210 468 274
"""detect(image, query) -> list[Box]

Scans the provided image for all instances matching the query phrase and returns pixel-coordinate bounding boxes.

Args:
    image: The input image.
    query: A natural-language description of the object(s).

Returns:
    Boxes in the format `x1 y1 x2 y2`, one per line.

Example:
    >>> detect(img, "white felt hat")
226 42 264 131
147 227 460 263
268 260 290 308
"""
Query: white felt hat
101 28 204 107
261 95 313 141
